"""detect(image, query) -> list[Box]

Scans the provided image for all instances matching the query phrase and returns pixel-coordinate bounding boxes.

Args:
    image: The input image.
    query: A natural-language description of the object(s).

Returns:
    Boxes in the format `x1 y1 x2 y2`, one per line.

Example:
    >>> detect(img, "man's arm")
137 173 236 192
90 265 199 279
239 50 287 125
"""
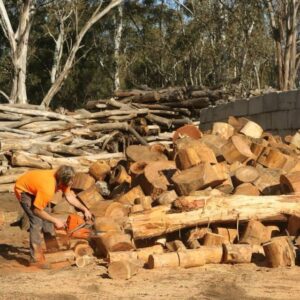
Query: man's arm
33 207 65 229
65 191 92 220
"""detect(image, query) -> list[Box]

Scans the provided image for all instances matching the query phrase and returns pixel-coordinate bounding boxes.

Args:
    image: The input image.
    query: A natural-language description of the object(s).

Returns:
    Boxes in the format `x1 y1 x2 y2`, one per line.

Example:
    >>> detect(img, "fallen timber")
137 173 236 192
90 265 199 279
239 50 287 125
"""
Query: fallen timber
128 194 300 239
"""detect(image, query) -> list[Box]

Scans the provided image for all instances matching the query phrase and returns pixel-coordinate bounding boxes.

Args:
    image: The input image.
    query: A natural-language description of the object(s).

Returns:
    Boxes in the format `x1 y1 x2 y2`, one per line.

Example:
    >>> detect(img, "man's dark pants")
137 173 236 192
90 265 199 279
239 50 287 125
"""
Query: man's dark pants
19 192 58 262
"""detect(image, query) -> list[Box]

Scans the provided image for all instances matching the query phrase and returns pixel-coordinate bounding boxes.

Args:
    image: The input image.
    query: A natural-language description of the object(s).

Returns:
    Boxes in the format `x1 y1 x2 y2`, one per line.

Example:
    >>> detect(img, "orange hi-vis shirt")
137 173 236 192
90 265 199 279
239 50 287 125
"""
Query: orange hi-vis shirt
14 169 70 210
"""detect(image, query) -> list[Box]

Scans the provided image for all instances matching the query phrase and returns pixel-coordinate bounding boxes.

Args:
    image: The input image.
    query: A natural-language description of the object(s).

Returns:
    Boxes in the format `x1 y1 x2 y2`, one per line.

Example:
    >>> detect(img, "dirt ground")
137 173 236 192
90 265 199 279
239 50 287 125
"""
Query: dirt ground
1 193 300 300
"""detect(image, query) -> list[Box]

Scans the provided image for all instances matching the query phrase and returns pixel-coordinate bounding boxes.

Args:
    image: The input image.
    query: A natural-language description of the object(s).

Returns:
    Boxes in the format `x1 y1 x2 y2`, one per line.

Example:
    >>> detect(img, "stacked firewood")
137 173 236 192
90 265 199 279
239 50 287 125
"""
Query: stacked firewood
47 117 300 278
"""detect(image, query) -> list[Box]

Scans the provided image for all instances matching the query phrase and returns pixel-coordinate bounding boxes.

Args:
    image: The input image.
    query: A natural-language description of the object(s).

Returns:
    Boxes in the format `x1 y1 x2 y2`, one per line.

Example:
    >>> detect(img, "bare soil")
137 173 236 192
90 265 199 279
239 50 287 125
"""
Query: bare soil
1 193 300 300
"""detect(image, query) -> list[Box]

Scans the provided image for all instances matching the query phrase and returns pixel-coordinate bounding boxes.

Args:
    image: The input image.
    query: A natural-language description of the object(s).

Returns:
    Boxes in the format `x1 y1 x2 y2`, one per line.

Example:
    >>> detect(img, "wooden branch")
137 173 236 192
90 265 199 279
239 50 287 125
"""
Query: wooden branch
0 104 77 123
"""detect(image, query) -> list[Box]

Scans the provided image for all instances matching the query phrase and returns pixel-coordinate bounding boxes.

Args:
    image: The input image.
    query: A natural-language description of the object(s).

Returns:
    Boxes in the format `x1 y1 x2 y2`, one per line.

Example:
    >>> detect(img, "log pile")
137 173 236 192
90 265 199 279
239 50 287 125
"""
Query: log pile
1 102 300 275
45 116 300 276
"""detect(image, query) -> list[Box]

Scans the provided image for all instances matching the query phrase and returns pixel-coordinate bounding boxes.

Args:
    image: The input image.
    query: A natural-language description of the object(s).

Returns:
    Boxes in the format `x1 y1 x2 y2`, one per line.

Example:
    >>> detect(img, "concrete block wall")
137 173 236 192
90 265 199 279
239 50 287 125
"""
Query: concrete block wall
199 90 300 135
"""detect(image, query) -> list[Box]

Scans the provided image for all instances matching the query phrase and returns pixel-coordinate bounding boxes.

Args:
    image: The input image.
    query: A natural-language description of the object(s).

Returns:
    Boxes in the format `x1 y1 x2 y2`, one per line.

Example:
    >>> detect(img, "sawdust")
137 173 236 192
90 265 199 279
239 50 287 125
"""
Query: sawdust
1 194 300 300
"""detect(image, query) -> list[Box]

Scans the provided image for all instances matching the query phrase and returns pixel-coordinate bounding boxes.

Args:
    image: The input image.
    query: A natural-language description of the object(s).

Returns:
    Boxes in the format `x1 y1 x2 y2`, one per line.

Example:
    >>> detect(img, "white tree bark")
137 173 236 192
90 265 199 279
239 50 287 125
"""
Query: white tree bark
113 3 124 91
41 0 123 108
0 0 35 104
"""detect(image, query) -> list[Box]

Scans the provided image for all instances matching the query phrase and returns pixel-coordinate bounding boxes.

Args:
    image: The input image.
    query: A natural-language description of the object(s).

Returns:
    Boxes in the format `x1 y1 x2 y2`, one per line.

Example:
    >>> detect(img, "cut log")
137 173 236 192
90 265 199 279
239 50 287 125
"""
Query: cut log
203 232 224 246
172 162 228 196
148 252 179 269
280 171 300 193
257 148 287 169
108 260 139 280
75 255 94 268
89 161 111 181
212 122 234 140
240 220 271 245
213 227 237 244
0 174 20 184
52 199 76 214
74 244 94 258
156 190 178 205
94 217 121 233
90 201 128 220
221 135 256 164
133 161 176 199
234 183 260 196
129 161 148 177
287 215 300 236
200 134 228 157
44 250 75 264
290 132 300 148
177 250 205 268
0 183 14 193
253 167 281 195
175 139 217 170
110 165 131 186
72 173 95 191
240 120 263 139
94 232 134 256
173 124 203 142
130 204 144 213
126 145 167 162
77 185 104 209
234 166 259 184
117 186 145 205
128 194 300 239
223 244 252 264
263 236 295 267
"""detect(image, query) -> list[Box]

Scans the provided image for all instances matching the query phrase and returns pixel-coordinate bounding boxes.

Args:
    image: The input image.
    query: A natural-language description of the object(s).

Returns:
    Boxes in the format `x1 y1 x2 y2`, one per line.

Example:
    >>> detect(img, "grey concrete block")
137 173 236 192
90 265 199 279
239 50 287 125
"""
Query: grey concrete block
211 104 228 122
248 96 263 115
277 129 293 137
271 111 289 130
262 92 278 112
232 100 248 117
288 109 300 129
278 90 297 110
200 107 213 123
296 90 300 108
249 113 271 131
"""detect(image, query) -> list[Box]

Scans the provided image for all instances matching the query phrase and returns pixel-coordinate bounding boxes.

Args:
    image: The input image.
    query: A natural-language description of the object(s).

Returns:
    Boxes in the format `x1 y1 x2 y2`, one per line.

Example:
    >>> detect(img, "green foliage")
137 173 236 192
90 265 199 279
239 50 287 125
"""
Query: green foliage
0 0 282 107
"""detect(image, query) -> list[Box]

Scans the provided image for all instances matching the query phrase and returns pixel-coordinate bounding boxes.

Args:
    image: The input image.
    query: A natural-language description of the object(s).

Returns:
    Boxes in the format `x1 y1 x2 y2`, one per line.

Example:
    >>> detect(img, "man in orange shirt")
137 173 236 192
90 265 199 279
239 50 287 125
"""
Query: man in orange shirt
15 165 92 267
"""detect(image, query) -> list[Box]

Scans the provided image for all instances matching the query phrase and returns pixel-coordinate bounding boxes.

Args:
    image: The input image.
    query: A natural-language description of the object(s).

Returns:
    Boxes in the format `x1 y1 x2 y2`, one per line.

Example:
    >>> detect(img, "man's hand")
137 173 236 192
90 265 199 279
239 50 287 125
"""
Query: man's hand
54 219 66 229
84 209 92 221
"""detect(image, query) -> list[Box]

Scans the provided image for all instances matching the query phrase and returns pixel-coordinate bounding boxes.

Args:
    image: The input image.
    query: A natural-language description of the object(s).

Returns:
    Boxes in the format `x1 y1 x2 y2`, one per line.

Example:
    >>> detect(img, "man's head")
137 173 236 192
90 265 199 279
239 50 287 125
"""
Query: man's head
55 165 75 186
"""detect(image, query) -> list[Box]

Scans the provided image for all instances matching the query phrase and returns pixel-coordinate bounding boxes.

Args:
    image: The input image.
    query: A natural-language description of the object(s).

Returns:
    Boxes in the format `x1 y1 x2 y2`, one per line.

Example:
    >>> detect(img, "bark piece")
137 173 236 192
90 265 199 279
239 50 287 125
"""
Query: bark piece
263 236 295 267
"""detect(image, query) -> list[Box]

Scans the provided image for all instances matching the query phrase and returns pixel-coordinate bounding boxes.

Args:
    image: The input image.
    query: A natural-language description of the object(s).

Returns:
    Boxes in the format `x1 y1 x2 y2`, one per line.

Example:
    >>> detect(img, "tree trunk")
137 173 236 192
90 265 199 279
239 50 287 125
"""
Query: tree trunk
129 194 300 239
